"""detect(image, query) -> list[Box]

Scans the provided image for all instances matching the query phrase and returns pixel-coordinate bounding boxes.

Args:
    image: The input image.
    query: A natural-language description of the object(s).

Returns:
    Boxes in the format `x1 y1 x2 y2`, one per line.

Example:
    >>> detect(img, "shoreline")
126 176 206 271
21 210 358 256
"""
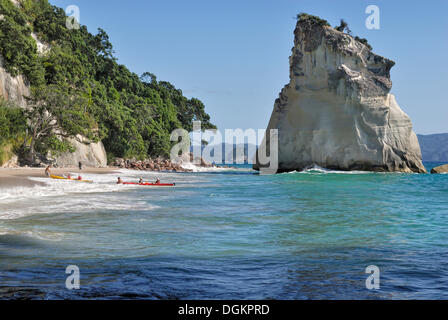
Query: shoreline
0 167 119 188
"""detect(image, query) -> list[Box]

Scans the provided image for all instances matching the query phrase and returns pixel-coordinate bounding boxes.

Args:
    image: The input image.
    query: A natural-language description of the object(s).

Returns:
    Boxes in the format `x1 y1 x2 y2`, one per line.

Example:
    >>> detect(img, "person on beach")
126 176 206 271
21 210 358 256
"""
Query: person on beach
78 161 83 171
117 177 123 184
45 164 52 177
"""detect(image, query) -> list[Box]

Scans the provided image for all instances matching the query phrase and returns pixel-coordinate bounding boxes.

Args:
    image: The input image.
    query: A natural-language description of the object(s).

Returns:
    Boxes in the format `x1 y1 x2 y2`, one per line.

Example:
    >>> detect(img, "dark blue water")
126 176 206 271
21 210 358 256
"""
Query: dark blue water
0 162 447 299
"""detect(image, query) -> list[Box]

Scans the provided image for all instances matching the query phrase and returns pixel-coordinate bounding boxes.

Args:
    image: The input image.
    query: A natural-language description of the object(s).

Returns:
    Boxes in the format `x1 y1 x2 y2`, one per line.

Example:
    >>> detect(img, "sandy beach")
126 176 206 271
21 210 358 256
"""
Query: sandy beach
0 167 118 188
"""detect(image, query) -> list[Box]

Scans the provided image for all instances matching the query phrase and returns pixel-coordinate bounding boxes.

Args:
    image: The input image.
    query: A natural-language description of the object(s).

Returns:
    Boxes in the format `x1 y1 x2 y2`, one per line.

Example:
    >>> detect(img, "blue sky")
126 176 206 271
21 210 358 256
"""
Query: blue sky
51 0 448 134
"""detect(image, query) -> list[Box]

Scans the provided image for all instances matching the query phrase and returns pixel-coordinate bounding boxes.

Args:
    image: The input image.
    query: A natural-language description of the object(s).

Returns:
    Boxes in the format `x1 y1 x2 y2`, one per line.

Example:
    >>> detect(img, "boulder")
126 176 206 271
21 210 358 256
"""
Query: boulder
1 155 18 168
55 135 107 168
431 164 448 174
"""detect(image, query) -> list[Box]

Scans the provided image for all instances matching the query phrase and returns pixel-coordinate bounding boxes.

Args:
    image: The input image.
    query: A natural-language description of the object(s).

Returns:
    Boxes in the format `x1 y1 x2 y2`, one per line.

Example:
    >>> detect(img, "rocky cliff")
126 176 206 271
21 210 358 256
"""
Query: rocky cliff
0 56 107 167
0 13 107 167
255 15 426 173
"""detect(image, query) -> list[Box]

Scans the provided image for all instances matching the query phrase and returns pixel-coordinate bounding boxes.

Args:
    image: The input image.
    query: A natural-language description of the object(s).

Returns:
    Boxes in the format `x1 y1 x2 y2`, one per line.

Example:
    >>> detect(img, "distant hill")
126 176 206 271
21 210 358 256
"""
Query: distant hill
220 143 257 164
417 134 448 162
192 143 257 164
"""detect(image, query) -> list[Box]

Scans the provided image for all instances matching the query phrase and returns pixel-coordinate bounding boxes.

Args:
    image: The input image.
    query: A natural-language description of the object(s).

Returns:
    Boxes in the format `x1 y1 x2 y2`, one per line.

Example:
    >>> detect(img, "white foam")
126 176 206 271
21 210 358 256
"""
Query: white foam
0 194 159 220
0 226 66 241
0 171 167 220
282 165 371 175
0 169 182 202
180 162 247 172
0 176 125 204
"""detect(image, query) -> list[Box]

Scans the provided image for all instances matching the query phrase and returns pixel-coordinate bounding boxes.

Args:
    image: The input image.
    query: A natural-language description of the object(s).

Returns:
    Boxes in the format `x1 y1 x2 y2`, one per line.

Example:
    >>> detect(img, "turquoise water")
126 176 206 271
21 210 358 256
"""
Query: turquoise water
0 162 447 299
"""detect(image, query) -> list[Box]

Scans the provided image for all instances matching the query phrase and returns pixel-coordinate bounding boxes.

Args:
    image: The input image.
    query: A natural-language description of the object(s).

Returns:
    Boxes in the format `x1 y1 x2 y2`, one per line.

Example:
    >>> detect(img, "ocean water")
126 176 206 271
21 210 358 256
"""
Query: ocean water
0 162 447 299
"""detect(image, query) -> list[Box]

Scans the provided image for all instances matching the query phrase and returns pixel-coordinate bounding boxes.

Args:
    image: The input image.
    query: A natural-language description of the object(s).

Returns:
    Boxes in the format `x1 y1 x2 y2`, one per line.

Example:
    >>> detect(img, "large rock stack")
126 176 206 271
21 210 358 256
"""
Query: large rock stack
254 15 426 173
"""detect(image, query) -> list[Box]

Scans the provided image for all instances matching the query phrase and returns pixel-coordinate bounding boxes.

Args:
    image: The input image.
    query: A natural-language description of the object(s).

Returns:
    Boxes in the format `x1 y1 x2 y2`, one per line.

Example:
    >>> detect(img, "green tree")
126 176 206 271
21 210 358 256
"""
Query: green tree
335 19 347 32
0 0 45 85
0 99 26 164
24 85 97 162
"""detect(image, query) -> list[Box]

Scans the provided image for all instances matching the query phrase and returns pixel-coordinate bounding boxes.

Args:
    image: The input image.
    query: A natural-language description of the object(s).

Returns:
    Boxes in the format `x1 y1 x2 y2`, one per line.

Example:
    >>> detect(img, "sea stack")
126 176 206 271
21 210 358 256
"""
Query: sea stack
254 14 426 173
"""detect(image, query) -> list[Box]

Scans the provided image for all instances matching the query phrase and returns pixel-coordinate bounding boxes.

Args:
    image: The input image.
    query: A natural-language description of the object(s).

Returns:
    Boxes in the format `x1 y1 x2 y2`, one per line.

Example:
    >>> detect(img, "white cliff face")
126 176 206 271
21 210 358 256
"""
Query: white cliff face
55 135 107 168
31 33 50 55
0 56 30 107
0 31 49 106
255 18 426 173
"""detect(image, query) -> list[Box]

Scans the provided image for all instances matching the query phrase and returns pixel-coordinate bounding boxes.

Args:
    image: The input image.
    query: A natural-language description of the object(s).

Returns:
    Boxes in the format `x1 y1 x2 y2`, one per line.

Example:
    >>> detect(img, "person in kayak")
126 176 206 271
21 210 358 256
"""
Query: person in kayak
117 177 123 184
77 175 82 180
155 178 161 184
139 178 143 184
45 164 52 177
67 173 72 179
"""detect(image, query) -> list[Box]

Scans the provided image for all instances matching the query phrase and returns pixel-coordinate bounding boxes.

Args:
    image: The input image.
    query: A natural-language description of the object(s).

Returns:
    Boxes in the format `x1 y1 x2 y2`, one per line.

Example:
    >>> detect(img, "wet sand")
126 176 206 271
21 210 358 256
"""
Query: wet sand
0 167 118 188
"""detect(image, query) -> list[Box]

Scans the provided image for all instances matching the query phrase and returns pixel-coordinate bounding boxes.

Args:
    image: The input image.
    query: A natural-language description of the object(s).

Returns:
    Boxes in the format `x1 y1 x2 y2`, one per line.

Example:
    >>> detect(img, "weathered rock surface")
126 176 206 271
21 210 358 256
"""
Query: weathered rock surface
430 164 448 174
0 56 30 107
1 155 18 168
254 16 426 173
55 135 107 168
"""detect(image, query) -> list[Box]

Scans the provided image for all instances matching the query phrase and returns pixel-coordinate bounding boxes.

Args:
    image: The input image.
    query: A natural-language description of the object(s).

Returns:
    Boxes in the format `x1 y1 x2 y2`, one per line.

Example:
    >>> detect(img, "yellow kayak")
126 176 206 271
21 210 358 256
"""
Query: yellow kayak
50 174 93 183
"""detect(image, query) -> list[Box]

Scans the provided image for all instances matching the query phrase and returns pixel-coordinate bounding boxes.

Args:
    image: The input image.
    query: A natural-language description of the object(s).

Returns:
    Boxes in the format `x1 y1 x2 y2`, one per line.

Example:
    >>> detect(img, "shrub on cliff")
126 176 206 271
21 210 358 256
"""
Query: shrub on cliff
334 18 373 50
335 19 351 34
354 36 373 50
296 13 330 27
297 13 374 51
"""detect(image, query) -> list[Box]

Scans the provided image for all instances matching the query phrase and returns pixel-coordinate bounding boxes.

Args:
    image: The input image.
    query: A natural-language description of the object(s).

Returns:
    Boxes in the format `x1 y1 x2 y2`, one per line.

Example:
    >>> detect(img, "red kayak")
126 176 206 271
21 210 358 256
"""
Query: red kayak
122 182 175 186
